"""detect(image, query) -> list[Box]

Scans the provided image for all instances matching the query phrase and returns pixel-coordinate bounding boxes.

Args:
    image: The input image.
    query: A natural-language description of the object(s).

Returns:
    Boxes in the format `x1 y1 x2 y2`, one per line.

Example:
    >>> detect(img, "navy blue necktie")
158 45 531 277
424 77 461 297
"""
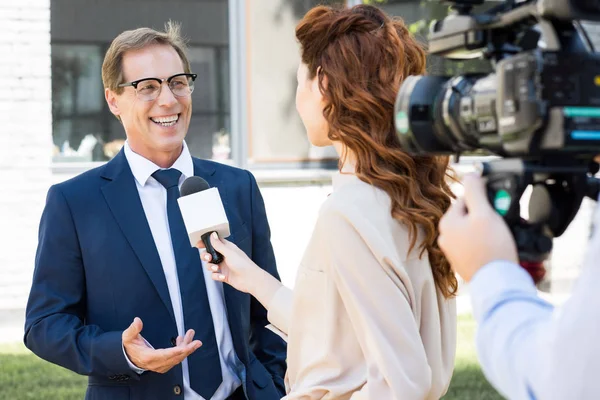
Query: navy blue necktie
152 169 222 399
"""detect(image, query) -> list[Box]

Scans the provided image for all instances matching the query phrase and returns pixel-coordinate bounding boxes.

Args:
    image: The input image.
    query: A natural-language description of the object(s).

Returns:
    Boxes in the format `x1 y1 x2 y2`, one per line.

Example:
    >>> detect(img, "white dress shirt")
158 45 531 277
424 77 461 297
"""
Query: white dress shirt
122 141 244 400
470 198 600 400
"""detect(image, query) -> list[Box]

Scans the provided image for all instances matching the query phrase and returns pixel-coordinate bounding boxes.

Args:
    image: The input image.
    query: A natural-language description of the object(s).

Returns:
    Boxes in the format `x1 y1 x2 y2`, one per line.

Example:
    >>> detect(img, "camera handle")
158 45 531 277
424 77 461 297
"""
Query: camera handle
477 159 597 275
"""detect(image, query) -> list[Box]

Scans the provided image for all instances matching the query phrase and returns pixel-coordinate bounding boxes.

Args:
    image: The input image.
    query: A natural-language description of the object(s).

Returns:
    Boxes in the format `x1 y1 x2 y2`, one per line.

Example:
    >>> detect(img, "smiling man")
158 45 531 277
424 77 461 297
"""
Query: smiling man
24 23 286 400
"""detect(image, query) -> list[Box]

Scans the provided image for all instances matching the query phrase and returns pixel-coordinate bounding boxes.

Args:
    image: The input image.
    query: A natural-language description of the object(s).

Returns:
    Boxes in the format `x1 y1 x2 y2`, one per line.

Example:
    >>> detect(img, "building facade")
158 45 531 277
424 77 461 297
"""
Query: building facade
1 0 599 335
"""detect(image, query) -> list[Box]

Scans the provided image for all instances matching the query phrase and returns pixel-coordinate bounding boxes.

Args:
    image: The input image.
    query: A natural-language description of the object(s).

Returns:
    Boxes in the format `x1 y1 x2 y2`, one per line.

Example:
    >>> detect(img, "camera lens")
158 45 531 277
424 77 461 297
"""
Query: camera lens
394 75 458 153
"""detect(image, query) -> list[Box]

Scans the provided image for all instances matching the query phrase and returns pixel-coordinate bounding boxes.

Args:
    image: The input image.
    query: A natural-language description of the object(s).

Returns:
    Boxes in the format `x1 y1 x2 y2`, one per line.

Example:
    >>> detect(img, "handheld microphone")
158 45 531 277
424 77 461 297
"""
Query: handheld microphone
178 176 229 264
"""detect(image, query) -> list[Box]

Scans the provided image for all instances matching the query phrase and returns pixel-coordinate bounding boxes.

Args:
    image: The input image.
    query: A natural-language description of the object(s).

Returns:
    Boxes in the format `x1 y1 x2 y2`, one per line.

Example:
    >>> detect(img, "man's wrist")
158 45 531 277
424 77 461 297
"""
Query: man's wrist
469 260 536 321
122 339 152 375
470 259 521 284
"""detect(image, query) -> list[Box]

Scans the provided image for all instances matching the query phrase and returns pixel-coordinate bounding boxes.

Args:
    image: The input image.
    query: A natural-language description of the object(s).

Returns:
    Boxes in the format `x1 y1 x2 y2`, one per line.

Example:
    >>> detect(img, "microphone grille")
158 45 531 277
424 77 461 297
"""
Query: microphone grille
180 176 210 197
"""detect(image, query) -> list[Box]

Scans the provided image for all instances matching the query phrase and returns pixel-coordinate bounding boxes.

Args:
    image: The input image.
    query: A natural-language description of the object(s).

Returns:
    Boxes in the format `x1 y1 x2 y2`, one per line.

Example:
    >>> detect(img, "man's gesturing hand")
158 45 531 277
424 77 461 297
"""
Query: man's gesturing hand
122 317 202 373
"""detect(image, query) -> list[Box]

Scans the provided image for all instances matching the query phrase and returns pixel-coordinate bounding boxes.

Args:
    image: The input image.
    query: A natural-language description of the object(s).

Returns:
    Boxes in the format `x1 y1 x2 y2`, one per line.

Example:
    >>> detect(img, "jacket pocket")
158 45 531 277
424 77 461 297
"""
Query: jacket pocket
248 355 271 389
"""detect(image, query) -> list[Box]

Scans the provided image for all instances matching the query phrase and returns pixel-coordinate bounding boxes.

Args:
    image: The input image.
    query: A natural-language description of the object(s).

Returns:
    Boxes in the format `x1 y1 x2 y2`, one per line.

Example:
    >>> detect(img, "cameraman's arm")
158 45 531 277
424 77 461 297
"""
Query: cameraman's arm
440 174 600 400
473 226 600 400
470 261 553 399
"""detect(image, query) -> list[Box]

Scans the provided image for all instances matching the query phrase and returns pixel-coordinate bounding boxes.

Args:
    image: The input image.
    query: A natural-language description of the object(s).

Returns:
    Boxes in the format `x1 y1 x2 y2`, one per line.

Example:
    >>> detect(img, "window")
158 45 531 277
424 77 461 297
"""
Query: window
52 44 107 162
246 0 345 169
50 0 230 163
186 46 231 161
247 0 494 169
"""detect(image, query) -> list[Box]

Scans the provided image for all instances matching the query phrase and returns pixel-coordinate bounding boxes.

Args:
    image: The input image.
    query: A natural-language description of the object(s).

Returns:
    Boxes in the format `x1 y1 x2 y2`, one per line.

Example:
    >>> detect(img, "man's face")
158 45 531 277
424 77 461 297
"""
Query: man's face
105 44 192 160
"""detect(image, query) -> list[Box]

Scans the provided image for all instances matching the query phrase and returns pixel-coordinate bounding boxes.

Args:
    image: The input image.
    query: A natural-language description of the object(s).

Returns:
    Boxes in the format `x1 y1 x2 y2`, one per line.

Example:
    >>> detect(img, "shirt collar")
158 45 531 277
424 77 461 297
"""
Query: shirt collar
123 140 194 187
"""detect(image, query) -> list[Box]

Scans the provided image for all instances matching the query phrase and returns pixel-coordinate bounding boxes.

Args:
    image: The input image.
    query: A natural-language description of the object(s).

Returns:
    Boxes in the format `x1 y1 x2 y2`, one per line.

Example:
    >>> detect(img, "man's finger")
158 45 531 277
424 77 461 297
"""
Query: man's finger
153 347 187 364
143 340 202 372
164 344 201 369
123 317 143 342
161 340 202 362
177 340 202 360
461 174 493 216
182 329 195 345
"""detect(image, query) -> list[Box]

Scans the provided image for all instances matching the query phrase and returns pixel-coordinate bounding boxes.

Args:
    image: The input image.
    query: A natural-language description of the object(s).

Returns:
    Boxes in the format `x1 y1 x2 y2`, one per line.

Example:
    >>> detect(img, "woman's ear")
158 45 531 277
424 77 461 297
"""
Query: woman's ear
315 66 329 94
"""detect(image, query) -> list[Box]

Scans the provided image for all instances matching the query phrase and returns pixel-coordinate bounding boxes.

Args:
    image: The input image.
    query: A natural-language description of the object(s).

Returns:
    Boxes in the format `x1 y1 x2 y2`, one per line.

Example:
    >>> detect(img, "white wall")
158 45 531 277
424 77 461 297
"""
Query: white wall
0 0 53 310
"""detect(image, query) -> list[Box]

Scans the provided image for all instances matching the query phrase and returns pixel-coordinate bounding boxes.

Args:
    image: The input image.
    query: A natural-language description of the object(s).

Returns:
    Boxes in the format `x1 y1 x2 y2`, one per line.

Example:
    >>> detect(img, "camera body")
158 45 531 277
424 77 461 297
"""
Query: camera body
395 0 600 266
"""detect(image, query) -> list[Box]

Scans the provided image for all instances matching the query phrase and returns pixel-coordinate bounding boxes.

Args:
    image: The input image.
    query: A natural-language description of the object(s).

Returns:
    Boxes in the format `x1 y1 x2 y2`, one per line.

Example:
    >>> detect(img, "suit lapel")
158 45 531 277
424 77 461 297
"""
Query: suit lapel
193 158 246 359
101 150 176 324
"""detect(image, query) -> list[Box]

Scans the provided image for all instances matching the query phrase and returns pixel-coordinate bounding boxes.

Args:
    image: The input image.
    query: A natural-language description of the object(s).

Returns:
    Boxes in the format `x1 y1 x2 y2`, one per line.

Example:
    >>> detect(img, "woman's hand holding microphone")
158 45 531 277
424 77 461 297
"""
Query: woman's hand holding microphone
197 233 283 310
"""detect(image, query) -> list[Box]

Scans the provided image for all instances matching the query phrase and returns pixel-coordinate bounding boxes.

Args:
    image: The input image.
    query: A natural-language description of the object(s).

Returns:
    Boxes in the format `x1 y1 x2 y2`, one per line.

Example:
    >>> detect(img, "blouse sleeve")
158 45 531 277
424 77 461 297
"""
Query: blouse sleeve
267 285 293 336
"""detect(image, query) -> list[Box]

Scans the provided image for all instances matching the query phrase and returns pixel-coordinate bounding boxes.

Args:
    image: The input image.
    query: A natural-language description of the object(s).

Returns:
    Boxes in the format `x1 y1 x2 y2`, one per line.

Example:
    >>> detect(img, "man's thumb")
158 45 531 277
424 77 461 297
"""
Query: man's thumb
123 317 143 341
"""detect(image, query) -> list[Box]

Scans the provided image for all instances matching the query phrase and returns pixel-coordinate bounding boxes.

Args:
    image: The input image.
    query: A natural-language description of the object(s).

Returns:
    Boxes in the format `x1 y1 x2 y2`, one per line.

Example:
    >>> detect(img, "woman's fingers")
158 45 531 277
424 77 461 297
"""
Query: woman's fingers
212 272 226 282
206 263 220 273
209 233 227 253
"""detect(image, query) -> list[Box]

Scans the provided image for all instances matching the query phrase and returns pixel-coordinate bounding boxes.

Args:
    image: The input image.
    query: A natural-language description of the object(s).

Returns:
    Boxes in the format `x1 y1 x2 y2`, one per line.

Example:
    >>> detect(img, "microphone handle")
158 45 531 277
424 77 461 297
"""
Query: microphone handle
201 231 224 264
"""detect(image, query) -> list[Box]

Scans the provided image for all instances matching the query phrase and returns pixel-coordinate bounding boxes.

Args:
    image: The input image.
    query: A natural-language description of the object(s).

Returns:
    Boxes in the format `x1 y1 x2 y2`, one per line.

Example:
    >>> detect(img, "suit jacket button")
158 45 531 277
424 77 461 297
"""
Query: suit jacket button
173 385 182 395
170 337 177 346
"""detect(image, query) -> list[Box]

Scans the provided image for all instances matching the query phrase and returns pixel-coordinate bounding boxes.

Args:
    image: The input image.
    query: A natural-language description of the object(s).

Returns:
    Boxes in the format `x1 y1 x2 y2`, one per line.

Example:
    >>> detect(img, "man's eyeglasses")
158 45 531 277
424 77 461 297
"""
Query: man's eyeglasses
118 73 197 101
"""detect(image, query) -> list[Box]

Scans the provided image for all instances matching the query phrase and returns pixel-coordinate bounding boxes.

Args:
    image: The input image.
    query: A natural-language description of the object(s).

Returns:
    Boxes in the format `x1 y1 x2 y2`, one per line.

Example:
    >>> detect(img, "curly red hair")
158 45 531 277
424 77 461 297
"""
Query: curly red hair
296 4 457 298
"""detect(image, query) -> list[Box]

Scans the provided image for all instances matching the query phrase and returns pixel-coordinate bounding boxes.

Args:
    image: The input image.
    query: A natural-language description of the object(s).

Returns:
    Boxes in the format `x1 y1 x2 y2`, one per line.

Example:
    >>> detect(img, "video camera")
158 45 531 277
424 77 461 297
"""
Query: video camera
394 0 600 274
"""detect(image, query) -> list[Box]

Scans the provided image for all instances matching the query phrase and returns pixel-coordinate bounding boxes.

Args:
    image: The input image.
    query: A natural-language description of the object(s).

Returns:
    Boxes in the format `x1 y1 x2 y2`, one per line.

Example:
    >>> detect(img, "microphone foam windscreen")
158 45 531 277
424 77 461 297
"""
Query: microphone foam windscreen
180 176 210 197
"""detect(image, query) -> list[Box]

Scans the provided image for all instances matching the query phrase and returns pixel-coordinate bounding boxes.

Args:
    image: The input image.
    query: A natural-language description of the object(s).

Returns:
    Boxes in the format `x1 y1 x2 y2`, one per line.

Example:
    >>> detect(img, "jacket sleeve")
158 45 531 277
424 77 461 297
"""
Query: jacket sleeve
245 171 288 396
24 185 138 380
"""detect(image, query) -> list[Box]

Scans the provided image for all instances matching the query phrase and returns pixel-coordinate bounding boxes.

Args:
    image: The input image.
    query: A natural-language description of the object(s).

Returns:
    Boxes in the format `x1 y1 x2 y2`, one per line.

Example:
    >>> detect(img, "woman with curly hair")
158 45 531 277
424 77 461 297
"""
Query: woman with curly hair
201 4 457 399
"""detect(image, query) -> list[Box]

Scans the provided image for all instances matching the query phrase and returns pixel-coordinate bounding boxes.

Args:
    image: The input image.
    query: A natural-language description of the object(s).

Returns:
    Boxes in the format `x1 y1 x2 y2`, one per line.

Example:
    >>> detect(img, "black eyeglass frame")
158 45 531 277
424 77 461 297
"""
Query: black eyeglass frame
117 73 198 98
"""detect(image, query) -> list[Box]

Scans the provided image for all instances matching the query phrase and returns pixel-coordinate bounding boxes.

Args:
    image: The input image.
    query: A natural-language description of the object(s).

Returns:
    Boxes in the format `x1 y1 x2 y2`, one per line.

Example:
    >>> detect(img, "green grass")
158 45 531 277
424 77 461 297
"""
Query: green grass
442 314 503 400
0 315 502 400
0 344 86 400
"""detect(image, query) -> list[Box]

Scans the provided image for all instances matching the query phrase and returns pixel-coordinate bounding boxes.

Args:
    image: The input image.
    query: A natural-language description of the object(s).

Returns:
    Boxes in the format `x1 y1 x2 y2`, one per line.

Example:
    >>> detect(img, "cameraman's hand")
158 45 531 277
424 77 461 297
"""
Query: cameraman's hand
438 174 519 282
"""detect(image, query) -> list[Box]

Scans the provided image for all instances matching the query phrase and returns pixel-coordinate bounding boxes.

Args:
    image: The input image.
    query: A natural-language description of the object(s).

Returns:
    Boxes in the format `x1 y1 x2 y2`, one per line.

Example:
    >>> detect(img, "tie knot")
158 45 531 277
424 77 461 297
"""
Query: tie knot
152 168 182 189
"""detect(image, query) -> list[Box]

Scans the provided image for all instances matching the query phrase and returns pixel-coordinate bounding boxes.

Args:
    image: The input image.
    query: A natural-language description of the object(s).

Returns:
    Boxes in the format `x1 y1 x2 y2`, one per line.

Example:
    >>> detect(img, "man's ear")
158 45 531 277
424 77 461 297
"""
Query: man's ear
105 88 121 118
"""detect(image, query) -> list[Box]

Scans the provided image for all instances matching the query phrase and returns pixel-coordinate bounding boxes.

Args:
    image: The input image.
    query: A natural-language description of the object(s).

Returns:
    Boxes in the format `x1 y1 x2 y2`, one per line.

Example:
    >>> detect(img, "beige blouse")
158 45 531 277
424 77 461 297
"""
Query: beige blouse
267 172 457 400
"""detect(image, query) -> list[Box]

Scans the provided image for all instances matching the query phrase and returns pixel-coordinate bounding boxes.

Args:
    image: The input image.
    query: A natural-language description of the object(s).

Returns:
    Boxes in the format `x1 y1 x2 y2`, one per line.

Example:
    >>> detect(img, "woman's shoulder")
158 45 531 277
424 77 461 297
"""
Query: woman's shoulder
319 178 395 230
321 176 382 213
315 182 407 253
317 189 368 235
317 177 424 260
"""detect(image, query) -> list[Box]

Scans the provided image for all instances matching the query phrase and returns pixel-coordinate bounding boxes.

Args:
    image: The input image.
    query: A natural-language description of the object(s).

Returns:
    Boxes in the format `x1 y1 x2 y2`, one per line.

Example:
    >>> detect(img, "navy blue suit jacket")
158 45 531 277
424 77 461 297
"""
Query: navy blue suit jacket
24 150 287 400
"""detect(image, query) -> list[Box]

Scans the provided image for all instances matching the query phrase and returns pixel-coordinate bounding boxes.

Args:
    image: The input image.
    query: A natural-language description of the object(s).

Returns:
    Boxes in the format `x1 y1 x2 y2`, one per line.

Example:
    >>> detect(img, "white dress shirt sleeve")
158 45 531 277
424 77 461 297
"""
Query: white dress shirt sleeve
470 212 600 400
121 337 154 375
